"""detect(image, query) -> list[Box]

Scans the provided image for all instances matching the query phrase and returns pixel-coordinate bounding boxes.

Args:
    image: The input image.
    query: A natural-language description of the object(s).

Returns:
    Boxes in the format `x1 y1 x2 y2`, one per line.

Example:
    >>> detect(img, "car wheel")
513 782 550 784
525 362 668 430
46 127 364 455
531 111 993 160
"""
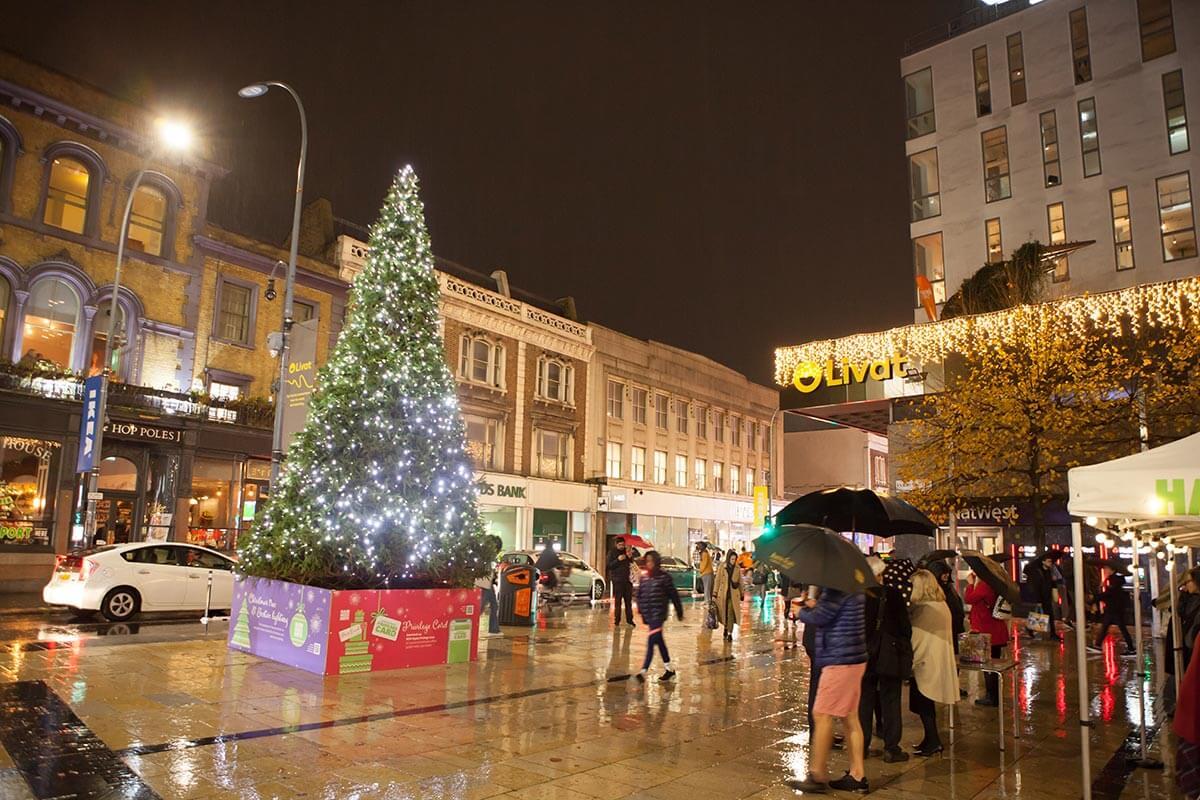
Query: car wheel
592 581 605 601
101 587 139 622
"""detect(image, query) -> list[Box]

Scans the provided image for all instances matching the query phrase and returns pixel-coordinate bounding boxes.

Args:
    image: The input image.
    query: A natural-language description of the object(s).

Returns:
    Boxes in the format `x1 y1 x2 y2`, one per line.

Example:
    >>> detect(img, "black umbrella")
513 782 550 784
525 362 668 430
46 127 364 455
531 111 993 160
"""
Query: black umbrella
774 487 936 537
988 552 1015 563
961 549 1020 603
753 524 879 595
920 549 958 564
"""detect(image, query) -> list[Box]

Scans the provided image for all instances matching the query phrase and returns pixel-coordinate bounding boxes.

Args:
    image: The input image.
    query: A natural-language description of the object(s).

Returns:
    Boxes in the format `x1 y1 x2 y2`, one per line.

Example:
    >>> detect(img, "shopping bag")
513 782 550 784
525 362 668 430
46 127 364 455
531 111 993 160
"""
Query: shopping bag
959 632 990 664
705 600 718 630
1026 608 1050 634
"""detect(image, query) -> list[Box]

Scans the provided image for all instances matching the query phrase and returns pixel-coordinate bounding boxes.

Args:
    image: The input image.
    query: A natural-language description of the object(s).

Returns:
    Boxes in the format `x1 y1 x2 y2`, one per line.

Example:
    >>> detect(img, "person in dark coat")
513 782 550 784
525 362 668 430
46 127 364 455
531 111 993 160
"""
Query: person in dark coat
860 558 910 763
634 550 684 682
535 541 562 590
790 588 870 794
607 537 636 626
1023 554 1061 641
1089 567 1135 655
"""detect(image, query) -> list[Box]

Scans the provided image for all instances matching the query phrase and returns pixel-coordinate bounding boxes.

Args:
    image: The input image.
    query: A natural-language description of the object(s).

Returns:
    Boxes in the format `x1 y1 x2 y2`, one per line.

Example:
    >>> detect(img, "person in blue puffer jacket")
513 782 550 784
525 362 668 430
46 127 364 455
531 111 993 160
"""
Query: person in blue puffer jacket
791 588 870 794
635 551 684 683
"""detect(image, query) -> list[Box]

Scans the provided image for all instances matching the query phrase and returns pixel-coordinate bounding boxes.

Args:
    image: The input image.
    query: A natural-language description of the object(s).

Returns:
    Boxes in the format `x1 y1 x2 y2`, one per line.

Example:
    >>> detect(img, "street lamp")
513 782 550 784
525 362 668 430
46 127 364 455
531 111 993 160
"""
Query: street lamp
237 81 308 486
81 118 193 545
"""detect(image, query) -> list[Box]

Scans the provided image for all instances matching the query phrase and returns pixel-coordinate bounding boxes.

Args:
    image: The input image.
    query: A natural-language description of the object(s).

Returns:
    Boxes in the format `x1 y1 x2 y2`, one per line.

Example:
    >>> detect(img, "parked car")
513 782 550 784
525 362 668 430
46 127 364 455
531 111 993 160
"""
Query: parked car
498 549 605 600
659 556 698 594
42 542 236 621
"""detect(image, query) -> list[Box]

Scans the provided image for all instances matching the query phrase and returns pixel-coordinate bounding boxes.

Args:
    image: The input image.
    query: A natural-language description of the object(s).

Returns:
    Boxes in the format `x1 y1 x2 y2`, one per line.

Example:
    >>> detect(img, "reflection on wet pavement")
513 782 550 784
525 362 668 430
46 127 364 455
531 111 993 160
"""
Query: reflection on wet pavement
0 596 1187 799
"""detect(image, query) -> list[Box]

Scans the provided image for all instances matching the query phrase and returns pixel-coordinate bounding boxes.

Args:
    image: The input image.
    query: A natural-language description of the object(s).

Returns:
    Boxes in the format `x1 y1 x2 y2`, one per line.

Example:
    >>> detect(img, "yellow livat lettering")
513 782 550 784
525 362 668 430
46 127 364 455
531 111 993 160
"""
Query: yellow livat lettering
792 355 908 394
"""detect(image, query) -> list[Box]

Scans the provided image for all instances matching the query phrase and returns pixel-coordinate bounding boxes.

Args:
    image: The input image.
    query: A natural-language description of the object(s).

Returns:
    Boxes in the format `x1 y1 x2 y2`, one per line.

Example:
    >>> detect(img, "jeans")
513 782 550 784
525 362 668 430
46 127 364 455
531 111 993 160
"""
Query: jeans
643 629 671 671
480 587 500 634
859 671 903 751
701 573 714 605
612 580 634 623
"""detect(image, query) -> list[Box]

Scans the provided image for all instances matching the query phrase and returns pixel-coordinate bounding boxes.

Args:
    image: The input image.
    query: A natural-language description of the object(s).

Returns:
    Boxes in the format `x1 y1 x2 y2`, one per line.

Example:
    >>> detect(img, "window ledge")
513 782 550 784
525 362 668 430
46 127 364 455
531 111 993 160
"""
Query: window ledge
210 337 256 351
458 377 506 394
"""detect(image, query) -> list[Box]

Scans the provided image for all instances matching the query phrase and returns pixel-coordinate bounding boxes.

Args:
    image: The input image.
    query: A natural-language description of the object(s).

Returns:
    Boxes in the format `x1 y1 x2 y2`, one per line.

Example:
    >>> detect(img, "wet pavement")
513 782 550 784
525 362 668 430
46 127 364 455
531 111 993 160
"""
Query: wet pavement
0 596 1186 800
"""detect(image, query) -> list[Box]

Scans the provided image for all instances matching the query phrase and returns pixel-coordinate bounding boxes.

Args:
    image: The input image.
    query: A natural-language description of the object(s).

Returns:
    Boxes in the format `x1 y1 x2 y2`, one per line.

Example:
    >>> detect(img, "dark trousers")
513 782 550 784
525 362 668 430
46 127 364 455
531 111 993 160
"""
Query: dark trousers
909 681 941 750
859 671 903 751
1039 593 1060 640
807 656 822 732
612 580 633 623
1095 609 1134 649
642 629 670 671
985 644 1004 702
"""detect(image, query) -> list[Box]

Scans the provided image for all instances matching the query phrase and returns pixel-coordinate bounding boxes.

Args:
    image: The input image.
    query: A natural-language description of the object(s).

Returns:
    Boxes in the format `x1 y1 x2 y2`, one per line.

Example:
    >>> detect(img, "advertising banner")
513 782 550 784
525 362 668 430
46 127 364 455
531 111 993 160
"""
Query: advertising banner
228 578 333 673
76 375 104 473
752 485 770 526
280 318 319 449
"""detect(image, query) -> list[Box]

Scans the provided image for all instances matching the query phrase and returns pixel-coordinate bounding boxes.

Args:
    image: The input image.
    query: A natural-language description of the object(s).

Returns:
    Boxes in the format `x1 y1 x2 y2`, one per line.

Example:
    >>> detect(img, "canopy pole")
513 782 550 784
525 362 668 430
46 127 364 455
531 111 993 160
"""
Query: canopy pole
1071 522 1092 800
1130 533 1148 761
1169 553 1184 699
1189 548 1195 571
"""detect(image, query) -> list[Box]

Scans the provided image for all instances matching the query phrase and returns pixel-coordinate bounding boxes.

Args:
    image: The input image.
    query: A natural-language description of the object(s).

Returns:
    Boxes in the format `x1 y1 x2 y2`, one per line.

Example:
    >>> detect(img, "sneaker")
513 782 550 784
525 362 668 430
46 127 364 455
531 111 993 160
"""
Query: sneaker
828 772 869 793
659 669 676 682
882 748 910 763
1086 644 1103 654
786 775 828 794
635 671 646 683
1121 648 1138 658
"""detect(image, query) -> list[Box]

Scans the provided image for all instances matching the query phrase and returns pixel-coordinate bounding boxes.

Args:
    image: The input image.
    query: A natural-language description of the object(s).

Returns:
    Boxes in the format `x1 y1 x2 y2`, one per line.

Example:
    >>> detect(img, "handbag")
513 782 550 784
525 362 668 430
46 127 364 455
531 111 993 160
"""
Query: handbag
1026 606 1050 634
992 596 1013 620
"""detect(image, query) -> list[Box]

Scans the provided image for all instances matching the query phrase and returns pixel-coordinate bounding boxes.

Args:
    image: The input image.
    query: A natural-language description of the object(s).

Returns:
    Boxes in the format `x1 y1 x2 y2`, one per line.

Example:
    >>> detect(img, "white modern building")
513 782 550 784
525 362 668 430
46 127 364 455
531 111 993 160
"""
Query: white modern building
586 325 783 565
903 0 1199 320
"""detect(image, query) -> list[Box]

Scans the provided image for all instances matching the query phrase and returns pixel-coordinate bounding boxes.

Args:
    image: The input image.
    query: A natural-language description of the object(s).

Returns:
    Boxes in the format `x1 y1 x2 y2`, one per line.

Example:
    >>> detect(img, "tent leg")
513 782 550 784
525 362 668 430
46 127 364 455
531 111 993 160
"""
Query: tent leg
1189 548 1195 571
1131 536 1149 762
1170 555 1184 700
1072 522 1093 800
1150 555 1162 638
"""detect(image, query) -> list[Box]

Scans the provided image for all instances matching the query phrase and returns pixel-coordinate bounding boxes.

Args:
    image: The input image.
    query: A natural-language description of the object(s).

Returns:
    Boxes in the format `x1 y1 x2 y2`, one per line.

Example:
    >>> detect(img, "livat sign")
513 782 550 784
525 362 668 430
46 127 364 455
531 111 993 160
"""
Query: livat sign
792 355 908 394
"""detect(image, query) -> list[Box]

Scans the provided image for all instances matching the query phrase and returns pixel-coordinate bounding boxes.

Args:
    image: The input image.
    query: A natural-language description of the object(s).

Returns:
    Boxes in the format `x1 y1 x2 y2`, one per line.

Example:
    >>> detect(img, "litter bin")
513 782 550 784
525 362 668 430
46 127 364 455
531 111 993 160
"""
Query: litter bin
497 563 536 626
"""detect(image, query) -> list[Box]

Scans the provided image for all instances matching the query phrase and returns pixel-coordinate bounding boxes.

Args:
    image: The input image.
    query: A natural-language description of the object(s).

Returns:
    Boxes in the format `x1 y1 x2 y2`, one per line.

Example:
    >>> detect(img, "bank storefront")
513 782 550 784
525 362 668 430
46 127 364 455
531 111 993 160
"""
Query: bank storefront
473 471 596 564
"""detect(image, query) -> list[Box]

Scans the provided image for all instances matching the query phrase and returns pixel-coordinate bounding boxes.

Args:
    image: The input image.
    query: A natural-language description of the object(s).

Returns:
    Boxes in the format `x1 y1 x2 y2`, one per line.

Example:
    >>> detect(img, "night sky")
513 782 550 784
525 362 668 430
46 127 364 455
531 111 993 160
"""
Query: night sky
3 1 965 384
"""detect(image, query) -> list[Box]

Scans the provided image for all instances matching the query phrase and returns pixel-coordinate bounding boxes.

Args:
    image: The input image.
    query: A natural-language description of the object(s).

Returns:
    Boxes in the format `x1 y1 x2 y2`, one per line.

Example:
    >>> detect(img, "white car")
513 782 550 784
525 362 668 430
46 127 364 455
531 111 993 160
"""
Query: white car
43 542 236 621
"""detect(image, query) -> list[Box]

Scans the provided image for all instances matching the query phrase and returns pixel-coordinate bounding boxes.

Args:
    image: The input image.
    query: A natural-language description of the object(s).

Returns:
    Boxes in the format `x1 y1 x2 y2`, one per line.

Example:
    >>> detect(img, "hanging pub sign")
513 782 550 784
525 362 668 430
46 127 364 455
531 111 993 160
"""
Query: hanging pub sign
281 318 319 449
791 355 909 394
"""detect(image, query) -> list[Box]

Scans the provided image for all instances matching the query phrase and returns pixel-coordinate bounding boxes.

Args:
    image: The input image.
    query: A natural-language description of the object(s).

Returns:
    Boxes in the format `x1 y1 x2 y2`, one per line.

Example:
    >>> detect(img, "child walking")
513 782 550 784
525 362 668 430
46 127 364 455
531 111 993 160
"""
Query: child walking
635 550 685 682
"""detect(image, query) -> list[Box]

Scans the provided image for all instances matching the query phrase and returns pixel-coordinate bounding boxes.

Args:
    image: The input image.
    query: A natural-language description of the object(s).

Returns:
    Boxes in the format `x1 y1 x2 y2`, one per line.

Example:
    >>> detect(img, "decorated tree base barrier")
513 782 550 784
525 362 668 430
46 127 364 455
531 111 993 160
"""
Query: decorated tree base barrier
228 577 481 675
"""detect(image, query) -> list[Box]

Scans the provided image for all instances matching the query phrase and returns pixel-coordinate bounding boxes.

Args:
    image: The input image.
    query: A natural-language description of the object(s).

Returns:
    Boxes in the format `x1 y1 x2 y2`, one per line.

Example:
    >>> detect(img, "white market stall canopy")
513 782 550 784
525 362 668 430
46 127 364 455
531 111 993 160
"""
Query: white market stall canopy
1068 431 1200 540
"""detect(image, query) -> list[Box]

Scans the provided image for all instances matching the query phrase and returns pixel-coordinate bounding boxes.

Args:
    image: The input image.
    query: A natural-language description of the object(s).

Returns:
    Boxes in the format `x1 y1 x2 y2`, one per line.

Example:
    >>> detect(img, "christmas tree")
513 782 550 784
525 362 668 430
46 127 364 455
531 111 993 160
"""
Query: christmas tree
238 167 496 589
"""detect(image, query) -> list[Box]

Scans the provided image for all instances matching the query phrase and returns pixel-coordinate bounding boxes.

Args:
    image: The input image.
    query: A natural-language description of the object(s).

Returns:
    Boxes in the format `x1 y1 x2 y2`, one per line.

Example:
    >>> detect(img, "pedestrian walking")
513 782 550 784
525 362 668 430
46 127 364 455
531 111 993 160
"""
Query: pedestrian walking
964 569 1009 706
715 549 743 641
1024 553 1061 641
634 550 684 683
1088 566 1135 655
860 557 911 763
696 542 715 605
908 569 959 757
475 571 501 635
789 587 870 794
608 537 636 626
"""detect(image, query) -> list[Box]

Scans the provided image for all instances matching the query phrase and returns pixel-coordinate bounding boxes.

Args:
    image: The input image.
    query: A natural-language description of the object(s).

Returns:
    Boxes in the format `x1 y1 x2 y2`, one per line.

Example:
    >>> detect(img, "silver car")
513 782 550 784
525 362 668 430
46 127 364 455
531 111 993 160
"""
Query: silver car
498 550 606 601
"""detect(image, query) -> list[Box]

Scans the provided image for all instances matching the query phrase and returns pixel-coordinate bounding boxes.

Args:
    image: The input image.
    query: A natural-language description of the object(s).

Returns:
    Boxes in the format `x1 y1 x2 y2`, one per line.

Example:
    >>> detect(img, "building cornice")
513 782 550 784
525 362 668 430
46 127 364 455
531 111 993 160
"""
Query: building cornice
441 298 593 362
193 234 351 296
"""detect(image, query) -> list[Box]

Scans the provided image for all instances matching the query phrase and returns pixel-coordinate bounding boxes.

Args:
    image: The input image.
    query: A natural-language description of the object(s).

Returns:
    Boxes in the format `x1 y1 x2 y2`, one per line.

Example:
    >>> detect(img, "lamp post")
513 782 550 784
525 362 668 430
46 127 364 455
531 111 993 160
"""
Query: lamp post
238 81 308 486
765 408 783 526
82 119 194 545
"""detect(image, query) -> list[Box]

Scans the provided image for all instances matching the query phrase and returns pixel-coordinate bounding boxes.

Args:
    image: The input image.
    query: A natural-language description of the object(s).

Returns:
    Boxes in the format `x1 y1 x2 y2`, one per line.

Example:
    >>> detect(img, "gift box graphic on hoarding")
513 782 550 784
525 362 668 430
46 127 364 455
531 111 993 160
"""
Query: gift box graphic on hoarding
229 577 481 675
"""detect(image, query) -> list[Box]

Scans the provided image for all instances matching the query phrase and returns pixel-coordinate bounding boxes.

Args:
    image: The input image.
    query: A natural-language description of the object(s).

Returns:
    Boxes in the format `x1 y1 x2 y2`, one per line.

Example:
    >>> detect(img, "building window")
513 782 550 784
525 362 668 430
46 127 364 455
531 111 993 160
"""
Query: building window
459 335 505 389
654 393 668 430
908 148 940 221
606 380 624 419
1039 110 1061 187
981 126 1011 202
653 450 667 485
730 465 741 495
972 46 991 117
1070 8 1092 84
1164 70 1190 155
631 387 647 425
215 279 254 346
0 277 9 343
1047 203 1069 281
43 157 90 234
535 429 570 479
209 381 241 401
1110 188 1135 271
731 416 741 447
694 458 707 491
1138 0 1176 62
127 185 166 256
985 218 1003 263
675 401 688 435
745 468 755 495
675 454 687 487
89 299 127 377
904 67 935 140
293 300 317 322
913 232 945 307
464 414 502 471
536 356 573 404
606 441 622 480
752 421 761 451
0 435 61 550
22 278 80 369
1006 33 1026 106
712 462 724 493
1157 172 1197 261
1078 98 1102 177
631 446 646 482
713 410 725 443
695 406 707 440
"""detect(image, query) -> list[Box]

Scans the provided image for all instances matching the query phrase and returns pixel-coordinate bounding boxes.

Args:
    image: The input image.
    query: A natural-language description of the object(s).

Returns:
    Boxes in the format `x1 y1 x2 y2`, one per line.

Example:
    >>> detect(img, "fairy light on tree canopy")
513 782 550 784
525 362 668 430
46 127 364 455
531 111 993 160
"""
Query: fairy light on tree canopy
774 276 1200 384
237 167 497 589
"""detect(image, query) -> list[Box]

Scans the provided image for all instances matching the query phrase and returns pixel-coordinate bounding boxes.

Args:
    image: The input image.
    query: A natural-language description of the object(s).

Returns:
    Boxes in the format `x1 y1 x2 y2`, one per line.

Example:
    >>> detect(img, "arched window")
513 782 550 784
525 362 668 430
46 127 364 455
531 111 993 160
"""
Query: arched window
536 356 574 404
0 275 9 345
89 299 128 377
127 184 167 256
23 278 80 368
0 116 21 214
458 334 505 389
43 157 91 234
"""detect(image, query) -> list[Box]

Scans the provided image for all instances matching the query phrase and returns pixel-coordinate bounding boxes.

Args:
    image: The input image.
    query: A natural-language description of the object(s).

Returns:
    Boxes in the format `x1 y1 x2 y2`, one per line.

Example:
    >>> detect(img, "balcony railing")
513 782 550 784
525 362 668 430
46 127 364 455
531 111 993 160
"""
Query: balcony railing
904 1 1034 56
0 361 273 428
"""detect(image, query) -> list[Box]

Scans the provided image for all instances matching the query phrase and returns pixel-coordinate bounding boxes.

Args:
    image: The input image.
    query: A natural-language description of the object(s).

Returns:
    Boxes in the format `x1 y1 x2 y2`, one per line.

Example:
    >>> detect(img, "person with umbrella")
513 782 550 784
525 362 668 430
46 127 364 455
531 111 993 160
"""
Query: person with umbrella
715 549 743 641
964 565 1009 707
859 557 912 764
789 584 871 794
1087 563 1135 656
608 537 636 627
1023 551 1062 642
908 569 959 756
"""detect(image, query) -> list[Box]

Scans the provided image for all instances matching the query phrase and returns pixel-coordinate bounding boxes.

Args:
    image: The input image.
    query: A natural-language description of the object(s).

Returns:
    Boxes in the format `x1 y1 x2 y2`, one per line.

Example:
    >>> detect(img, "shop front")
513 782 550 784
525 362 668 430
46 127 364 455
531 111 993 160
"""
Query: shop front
183 425 272 553
597 487 761 567
474 471 595 564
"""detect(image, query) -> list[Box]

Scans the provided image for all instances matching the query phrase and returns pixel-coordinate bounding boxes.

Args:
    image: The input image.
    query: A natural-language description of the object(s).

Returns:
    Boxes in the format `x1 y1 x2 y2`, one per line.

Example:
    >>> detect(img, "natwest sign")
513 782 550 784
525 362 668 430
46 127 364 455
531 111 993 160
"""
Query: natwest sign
105 420 183 443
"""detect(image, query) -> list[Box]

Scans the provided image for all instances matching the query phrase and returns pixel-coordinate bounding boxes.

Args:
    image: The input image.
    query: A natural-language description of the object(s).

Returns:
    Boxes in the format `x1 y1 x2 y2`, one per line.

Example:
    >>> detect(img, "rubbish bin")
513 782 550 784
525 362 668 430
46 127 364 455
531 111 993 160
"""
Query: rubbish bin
497 563 536 626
